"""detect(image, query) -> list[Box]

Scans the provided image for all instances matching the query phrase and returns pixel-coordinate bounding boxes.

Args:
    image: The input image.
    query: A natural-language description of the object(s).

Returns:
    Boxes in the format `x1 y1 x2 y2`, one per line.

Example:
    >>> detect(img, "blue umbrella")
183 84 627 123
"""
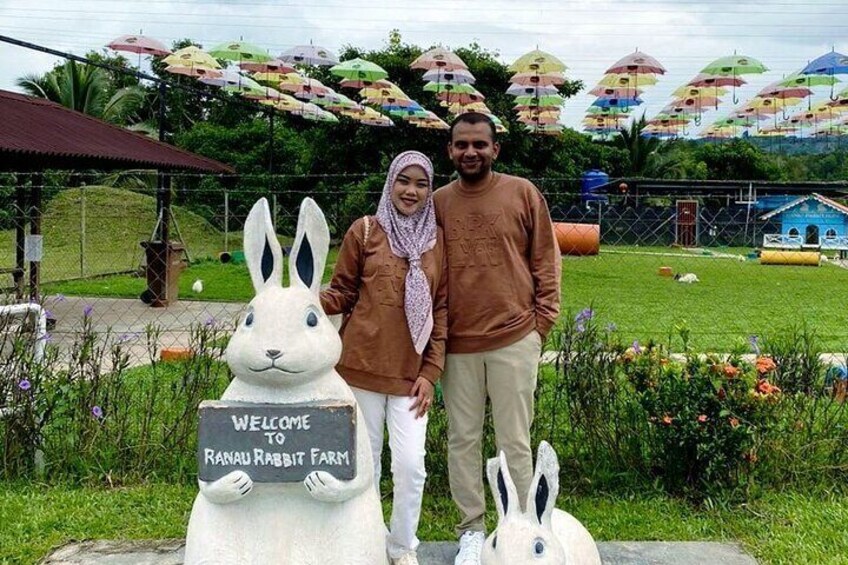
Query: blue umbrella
801 50 848 100
592 97 643 109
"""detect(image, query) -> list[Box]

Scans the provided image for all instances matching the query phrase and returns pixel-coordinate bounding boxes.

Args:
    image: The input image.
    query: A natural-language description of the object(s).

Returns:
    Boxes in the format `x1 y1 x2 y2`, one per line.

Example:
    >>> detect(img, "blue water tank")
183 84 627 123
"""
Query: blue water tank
581 169 609 204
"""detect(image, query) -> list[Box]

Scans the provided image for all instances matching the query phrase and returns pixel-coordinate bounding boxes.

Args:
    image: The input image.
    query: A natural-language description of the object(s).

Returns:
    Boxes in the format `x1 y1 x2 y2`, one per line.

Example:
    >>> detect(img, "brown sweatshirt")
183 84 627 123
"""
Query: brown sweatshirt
320 217 448 396
434 172 561 354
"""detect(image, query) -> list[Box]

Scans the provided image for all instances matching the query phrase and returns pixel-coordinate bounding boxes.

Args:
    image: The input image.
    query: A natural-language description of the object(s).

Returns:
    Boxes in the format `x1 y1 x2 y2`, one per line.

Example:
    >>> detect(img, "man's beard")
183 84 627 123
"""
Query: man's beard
457 162 491 184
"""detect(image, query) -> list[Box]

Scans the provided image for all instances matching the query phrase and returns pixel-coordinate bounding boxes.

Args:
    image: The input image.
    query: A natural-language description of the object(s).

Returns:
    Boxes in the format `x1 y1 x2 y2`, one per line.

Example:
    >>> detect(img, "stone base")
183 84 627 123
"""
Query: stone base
42 539 758 564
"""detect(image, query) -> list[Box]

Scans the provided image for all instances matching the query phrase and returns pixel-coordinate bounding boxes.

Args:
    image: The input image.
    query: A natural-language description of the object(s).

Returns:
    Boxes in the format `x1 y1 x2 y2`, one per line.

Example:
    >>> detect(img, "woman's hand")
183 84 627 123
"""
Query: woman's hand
409 377 435 419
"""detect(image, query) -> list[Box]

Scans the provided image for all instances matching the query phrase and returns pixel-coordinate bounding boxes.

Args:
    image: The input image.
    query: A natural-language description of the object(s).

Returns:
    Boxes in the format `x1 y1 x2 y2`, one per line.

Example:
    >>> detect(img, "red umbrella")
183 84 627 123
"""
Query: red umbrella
239 59 297 74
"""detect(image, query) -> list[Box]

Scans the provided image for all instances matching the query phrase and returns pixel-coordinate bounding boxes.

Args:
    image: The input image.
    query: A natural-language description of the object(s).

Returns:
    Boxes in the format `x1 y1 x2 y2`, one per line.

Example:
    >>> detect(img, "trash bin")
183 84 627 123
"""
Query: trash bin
140 241 187 307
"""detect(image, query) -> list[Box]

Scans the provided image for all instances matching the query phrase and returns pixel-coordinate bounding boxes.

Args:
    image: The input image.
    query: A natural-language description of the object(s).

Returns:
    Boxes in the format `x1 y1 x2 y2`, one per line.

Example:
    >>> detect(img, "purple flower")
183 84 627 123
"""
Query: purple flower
606 323 618 332
748 335 760 355
204 316 217 328
44 309 53 319
38 333 53 342
52 294 66 303
18 379 31 391
632 340 642 354
574 308 594 323
576 322 586 333
83 304 94 318
91 406 104 419
116 333 138 344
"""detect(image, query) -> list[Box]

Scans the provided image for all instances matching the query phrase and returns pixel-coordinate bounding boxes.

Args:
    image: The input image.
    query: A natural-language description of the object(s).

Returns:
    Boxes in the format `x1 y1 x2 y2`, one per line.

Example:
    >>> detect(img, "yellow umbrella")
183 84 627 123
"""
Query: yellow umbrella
672 85 729 98
163 46 220 69
446 101 490 114
597 73 658 87
747 97 803 109
509 49 567 74
277 72 308 86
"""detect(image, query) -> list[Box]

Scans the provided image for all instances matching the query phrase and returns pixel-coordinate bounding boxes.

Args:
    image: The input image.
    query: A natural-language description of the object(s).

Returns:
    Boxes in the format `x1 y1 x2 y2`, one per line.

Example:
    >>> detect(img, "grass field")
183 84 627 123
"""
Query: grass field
11 187 848 351
1 483 845 564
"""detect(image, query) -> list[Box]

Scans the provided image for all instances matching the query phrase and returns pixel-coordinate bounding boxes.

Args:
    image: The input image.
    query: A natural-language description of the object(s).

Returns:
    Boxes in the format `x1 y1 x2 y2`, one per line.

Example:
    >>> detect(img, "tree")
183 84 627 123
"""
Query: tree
16 59 145 125
613 113 662 176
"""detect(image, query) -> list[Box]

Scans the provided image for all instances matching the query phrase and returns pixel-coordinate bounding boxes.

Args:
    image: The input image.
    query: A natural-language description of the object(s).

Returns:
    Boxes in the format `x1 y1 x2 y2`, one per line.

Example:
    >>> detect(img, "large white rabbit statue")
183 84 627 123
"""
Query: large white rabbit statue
184 197 388 564
481 441 601 565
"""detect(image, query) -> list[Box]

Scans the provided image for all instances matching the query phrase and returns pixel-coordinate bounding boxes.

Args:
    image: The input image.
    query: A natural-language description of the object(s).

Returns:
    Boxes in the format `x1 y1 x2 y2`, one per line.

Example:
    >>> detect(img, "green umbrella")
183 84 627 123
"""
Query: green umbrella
585 106 631 115
330 58 388 82
209 41 271 63
514 94 565 106
701 55 767 76
423 82 479 94
778 72 840 88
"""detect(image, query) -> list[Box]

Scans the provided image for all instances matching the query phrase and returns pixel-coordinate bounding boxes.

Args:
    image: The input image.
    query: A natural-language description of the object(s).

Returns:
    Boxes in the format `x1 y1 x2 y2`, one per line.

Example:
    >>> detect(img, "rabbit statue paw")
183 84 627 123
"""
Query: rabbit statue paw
304 470 356 502
199 470 253 505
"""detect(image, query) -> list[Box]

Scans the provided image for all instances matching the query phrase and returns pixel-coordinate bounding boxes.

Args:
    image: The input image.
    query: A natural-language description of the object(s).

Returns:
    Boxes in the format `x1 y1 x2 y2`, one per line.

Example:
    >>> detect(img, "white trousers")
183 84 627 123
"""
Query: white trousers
352 386 429 558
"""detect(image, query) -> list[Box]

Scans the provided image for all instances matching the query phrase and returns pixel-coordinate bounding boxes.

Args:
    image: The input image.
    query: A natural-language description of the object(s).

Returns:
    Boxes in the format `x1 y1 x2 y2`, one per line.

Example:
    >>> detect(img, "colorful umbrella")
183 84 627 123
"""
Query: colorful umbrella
509 49 567 74
597 73 658 87
701 55 768 103
164 65 222 79
239 59 297 74
515 94 565 107
507 84 560 96
422 68 475 84
339 78 393 89
199 69 261 89
592 97 642 109
672 85 728 98
605 50 666 75
330 58 388 82
800 50 848 100
279 44 339 66
163 46 221 69
510 71 565 86
107 34 170 57
411 47 468 70
209 41 271 63
590 86 645 98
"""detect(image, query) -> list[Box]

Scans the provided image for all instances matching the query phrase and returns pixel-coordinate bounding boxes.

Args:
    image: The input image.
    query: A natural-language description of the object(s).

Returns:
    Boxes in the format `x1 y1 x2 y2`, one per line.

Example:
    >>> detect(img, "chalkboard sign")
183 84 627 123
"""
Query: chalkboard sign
197 400 356 483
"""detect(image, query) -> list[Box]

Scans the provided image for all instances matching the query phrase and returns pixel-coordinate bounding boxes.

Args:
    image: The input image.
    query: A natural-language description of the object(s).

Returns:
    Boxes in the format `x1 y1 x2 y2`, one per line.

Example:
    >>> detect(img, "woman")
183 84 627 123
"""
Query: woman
320 151 447 565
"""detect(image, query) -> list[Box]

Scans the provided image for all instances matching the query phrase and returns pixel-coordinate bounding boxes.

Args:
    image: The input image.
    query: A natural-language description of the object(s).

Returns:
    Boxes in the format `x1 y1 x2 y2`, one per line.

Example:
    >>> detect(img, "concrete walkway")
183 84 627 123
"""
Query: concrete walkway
42 539 758 564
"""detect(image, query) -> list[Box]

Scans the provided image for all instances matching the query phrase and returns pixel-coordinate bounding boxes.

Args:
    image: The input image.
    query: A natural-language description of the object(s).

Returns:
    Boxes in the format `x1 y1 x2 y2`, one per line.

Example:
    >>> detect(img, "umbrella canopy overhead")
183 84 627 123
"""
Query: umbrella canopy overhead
510 71 565 86
422 68 476 84
605 51 666 75
279 44 339 66
801 50 848 75
107 34 170 57
509 49 567 74
597 73 658 87
209 41 271 63
687 73 746 88
701 55 768 76
163 46 221 69
330 58 389 82
411 47 468 70
239 59 297 74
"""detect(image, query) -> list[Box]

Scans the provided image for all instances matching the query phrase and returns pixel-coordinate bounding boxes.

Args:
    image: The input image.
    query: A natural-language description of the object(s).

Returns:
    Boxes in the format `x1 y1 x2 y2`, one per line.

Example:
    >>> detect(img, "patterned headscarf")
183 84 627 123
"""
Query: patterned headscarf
375 151 437 355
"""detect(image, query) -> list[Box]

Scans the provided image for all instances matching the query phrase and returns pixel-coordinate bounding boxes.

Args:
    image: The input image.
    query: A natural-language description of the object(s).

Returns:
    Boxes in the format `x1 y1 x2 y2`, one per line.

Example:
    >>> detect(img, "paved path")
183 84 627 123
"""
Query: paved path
42 539 758 564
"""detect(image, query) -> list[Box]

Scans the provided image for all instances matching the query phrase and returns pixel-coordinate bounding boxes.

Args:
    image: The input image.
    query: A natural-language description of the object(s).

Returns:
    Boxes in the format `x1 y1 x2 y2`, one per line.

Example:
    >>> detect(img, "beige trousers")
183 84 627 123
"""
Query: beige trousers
441 330 542 536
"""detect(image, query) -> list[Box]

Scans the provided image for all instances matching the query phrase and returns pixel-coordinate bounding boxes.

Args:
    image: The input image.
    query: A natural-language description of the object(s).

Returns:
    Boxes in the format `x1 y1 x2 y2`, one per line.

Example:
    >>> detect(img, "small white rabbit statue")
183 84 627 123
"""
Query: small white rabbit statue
481 441 601 565
184 198 387 564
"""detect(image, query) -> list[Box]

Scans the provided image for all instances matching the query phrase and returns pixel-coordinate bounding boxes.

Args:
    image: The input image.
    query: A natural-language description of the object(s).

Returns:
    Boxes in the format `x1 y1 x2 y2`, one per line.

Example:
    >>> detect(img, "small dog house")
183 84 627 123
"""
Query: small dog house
759 193 848 252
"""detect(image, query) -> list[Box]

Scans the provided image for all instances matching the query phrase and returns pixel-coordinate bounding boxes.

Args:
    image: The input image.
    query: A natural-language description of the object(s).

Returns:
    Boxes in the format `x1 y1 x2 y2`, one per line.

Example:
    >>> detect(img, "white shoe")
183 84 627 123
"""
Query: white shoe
392 552 419 565
455 530 485 565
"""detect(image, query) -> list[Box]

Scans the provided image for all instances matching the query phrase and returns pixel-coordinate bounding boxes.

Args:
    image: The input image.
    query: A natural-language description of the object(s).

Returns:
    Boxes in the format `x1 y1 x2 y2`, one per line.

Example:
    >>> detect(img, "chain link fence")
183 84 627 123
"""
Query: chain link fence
2 172 848 366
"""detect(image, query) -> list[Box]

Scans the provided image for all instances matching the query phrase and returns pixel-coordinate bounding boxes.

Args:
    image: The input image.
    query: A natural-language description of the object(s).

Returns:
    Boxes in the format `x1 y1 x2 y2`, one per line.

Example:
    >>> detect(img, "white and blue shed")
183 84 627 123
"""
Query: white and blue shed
759 193 848 251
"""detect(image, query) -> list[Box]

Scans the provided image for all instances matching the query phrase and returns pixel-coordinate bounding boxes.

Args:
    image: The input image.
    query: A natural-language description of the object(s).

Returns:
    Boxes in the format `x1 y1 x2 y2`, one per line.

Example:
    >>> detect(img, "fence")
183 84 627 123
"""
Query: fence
2 172 848 366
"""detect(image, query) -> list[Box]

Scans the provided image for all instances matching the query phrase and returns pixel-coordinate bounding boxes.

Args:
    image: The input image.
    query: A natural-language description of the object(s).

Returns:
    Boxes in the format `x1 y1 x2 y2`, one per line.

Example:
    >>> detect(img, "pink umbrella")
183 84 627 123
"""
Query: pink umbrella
436 91 485 105
605 50 666 75
107 34 170 57
339 78 393 89
411 47 468 71
510 72 565 86
165 65 222 79
589 86 644 98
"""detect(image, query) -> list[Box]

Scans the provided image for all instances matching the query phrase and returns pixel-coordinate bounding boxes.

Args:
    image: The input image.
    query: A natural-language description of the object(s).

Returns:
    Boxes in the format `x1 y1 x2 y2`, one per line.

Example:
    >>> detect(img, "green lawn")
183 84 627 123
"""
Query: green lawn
1 483 845 564
46 244 848 351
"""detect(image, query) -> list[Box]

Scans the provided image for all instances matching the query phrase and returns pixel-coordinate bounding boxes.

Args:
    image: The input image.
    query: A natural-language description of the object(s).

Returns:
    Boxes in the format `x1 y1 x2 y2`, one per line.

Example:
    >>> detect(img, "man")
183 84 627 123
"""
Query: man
433 112 562 565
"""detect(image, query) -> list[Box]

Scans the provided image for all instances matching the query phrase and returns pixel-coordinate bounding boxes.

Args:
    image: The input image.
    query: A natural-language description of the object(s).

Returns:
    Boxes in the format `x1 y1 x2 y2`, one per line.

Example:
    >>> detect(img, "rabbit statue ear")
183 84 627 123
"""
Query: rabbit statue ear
486 451 519 520
289 197 329 295
244 198 283 293
526 441 560 529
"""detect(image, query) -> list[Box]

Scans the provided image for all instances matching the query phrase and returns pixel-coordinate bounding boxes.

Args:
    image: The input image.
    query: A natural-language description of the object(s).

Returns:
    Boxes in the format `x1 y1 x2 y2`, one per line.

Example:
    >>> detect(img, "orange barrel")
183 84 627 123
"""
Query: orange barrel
553 222 600 256
760 250 820 266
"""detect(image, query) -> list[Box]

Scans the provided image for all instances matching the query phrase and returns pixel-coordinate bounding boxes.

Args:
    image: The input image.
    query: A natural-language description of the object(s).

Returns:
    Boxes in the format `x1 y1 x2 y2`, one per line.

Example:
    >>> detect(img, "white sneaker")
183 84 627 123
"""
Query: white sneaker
391 552 419 565
455 530 485 565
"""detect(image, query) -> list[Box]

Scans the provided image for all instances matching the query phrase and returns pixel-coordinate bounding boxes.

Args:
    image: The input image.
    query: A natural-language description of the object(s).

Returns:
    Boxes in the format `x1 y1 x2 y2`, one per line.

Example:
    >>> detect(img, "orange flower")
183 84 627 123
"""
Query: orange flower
661 415 674 425
697 414 708 423
723 364 741 378
756 356 777 375
755 379 782 396
729 417 740 428
744 451 759 464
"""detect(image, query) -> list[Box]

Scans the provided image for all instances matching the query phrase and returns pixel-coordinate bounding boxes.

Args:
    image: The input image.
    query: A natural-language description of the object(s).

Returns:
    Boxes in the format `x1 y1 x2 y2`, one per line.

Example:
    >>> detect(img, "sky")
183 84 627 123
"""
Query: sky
1 0 847 135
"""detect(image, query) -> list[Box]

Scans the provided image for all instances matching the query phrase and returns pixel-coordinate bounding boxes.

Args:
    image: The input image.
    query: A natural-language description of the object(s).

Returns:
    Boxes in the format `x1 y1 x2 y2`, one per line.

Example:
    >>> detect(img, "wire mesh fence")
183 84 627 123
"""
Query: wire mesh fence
2 171 848 366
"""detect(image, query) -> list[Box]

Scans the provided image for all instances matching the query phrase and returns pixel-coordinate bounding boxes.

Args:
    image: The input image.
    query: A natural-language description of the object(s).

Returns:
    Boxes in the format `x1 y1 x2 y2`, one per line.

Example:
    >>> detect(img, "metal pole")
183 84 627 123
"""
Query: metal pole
80 182 86 278
14 180 26 300
224 191 230 253
272 194 278 230
29 173 42 302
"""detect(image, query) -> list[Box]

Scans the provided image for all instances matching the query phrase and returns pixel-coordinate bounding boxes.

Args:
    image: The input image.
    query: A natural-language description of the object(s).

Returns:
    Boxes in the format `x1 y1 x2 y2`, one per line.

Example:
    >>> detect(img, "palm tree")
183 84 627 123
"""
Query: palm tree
16 60 145 125
615 113 661 176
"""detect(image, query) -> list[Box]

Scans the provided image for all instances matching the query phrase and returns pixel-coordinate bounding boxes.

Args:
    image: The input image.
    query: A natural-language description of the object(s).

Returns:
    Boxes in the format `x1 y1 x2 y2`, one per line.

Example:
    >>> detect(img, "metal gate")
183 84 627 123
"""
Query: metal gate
676 200 699 247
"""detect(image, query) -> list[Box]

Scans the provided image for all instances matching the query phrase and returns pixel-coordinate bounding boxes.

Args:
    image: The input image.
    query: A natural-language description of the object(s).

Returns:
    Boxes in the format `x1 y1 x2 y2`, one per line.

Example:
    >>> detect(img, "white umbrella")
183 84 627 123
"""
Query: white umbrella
279 44 339 66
